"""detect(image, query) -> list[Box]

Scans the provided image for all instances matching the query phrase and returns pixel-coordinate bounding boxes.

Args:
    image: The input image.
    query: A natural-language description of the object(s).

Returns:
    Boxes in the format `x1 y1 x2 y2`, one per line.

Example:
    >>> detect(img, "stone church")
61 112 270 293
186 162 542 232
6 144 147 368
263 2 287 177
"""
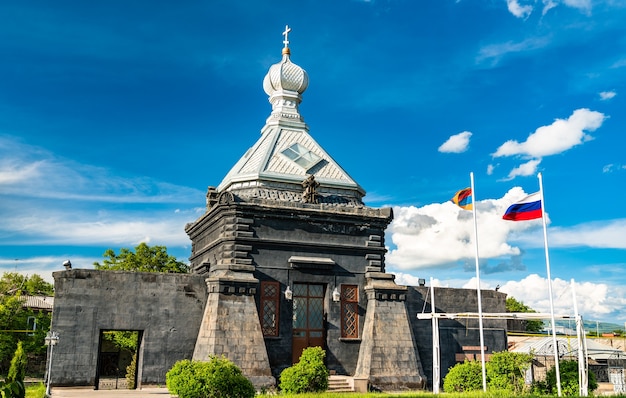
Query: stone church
49 28 508 391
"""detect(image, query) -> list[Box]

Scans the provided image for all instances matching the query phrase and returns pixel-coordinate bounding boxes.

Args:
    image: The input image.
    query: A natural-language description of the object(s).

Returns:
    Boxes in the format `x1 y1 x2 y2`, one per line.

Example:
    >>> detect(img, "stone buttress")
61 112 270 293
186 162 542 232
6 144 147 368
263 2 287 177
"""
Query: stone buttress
355 271 425 390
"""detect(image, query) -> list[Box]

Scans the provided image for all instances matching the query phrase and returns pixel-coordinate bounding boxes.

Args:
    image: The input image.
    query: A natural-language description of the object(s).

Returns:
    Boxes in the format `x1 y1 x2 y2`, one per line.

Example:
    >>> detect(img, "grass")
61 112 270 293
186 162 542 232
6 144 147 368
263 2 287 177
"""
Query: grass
260 393 626 398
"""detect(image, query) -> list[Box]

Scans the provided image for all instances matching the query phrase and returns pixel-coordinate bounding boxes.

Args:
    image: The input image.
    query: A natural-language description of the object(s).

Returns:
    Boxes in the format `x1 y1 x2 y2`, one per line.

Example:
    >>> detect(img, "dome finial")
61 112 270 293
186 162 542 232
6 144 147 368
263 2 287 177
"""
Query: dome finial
282 25 291 55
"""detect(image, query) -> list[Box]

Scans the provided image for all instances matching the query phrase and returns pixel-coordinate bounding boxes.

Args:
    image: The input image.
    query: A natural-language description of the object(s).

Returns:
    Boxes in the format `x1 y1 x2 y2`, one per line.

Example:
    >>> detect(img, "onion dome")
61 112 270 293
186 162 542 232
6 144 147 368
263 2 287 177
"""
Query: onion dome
263 26 309 96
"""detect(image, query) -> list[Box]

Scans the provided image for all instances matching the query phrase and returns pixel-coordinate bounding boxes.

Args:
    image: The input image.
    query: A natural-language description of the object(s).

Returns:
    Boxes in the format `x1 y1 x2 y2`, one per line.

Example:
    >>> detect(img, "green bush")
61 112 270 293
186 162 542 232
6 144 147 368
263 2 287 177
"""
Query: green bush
443 351 533 393
6 342 26 384
24 383 45 398
0 380 25 398
0 341 27 398
126 353 137 389
166 357 255 398
486 351 532 393
541 359 598 396
443 360 484 392
279 346 329 393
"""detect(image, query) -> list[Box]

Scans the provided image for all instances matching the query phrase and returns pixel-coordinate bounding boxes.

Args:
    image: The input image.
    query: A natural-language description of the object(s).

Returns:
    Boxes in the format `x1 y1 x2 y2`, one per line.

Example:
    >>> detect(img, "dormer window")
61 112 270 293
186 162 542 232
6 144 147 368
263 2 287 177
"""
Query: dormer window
281 143 321 170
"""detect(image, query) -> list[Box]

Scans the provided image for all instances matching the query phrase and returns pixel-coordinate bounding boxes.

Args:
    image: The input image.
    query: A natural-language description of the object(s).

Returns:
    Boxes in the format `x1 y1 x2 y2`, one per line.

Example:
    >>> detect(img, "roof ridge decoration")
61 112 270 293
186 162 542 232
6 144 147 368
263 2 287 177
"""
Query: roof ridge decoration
216 26 366 206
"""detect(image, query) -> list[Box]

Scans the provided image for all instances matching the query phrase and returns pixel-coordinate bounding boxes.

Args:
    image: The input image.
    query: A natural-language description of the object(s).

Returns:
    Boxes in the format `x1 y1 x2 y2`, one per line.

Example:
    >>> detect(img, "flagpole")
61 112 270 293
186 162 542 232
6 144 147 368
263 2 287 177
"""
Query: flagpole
470 172 487 392
538 172 562 397
571 279 588 396
431 277 440 394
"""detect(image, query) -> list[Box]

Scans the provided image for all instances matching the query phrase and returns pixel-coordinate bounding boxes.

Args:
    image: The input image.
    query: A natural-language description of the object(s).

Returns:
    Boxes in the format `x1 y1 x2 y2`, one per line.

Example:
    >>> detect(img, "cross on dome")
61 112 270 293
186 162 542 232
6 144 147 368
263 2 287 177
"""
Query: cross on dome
282 25 291 48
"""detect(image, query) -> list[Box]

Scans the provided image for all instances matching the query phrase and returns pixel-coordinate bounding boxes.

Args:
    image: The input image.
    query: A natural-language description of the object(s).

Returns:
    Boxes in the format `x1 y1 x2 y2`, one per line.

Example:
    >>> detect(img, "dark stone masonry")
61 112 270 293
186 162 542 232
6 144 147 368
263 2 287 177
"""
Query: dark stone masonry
49 28 507 391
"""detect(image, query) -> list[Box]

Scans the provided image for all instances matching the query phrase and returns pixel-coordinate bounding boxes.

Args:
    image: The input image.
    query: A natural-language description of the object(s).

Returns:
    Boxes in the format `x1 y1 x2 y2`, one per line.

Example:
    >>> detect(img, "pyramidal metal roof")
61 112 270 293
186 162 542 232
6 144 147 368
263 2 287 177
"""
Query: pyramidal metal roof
217 26 365 204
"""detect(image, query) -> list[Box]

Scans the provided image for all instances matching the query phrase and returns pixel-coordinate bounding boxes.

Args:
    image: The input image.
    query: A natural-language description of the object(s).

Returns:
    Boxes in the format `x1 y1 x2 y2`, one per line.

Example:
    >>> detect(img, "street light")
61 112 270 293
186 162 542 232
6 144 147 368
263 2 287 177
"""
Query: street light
44 331 59 397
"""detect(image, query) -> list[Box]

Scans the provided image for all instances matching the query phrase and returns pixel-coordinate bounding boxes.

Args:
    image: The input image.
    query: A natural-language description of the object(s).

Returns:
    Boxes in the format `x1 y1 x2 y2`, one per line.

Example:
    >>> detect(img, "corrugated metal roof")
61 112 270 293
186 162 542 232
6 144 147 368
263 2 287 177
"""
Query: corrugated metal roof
510 336 626 360
19 295 54 311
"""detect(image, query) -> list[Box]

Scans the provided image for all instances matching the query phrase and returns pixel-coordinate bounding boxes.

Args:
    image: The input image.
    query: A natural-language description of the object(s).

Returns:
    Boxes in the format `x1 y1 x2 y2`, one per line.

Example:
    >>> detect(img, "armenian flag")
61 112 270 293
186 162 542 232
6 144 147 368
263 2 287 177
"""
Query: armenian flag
502 192 542 221
451 187 472 210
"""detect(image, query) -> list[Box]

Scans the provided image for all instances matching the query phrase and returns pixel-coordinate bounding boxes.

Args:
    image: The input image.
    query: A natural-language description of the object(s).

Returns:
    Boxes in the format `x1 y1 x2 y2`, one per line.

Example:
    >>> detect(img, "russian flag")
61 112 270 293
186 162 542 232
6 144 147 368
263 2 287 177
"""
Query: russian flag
451 187 472 210
502 192 542 221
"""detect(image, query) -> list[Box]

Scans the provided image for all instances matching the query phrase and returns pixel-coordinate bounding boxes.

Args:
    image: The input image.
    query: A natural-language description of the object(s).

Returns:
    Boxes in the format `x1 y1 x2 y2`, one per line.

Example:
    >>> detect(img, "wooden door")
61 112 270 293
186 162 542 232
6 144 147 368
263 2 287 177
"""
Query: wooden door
291 283 325 363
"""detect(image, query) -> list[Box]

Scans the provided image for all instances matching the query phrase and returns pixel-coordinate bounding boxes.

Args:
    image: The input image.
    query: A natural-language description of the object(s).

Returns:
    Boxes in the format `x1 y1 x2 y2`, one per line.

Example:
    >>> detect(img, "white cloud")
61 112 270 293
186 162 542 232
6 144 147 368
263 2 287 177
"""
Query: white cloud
0 136 203 203
0 160 43 184
504 0 597 18
493 108 605 158
505 159 542 180
562 0 592 13
0 200 199 247
549 219 626 249
0 256 99 284
542 0 558 15
603 164 626 173
477 37 550 66
387 185 626 272
611 59 626 69
438 131 472 153
499 275 625 321
386 187 541 269
599 90 617 100
391 272 626 322
0 135 205 249
487 164 495 175
507 0 534 18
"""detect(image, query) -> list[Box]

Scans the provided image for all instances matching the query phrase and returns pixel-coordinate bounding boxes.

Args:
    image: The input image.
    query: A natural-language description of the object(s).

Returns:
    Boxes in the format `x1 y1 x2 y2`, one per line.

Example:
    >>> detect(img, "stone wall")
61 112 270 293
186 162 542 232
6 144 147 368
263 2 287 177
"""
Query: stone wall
50 269 207 387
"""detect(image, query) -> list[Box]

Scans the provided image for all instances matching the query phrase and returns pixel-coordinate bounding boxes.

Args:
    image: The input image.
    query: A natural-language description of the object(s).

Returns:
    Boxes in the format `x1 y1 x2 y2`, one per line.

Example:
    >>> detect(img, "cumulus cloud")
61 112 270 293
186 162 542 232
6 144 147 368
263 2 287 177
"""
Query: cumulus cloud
499 275 625 321
386 187 541 270
392 272 626 322
504 159 542 180
387 184 626 272
494 108 604 158
492 109 606 179
599 91 617 100
438 131 472 153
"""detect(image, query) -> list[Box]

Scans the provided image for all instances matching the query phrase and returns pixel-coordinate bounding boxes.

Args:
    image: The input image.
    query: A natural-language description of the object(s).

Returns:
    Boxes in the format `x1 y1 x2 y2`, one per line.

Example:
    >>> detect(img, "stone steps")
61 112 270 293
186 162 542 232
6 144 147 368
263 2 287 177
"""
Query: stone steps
328 375 354 393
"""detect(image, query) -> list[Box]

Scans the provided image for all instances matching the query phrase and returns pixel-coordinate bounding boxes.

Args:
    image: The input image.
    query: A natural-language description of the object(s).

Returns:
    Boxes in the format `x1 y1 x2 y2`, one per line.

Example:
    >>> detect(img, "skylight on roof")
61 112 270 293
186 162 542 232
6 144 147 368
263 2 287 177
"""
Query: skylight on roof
281 143 321 170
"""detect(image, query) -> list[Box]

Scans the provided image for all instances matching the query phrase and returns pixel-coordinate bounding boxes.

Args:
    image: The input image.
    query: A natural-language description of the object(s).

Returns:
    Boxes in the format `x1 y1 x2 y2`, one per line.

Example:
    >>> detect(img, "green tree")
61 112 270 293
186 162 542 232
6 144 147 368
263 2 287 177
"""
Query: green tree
506 296 544 332
94 243 189 273
0 273 53 296
0 273 53 374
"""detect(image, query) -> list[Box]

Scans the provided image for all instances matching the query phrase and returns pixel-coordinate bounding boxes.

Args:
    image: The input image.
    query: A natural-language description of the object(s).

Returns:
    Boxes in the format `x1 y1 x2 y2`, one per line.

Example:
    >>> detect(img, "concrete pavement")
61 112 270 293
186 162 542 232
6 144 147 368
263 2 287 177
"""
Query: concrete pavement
51 387 172 397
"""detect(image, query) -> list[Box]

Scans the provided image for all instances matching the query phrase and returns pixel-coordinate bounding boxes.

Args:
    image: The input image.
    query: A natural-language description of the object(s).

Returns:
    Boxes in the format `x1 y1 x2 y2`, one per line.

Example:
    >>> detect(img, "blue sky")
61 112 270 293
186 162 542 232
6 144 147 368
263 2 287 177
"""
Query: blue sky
1 1 625 326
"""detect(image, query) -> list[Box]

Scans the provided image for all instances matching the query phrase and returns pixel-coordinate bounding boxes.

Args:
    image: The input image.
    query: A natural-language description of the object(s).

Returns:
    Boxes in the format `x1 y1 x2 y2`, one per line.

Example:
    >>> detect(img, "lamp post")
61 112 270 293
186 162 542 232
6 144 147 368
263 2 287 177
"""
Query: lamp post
44 331 59 397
